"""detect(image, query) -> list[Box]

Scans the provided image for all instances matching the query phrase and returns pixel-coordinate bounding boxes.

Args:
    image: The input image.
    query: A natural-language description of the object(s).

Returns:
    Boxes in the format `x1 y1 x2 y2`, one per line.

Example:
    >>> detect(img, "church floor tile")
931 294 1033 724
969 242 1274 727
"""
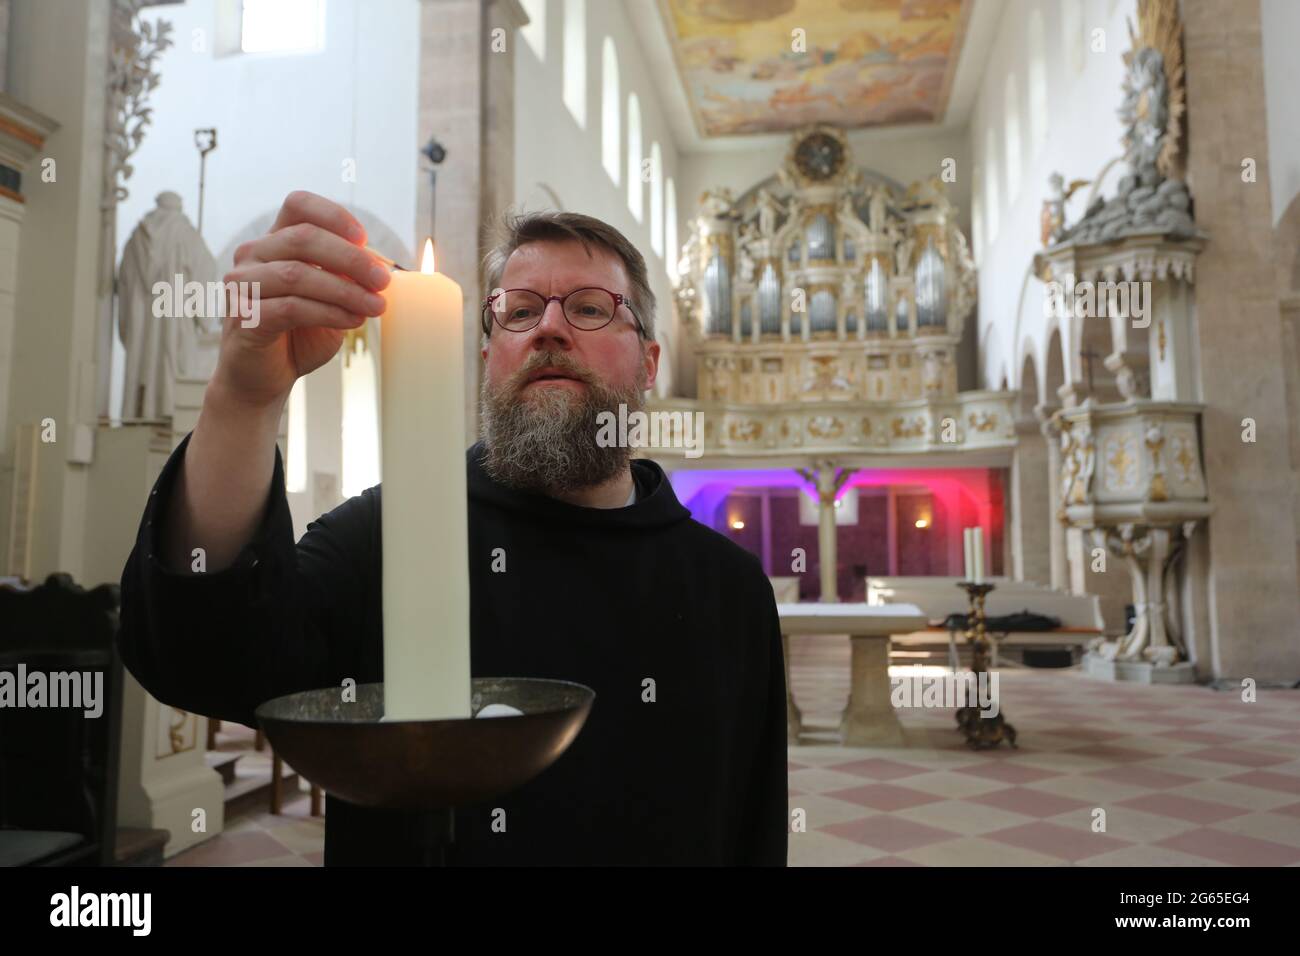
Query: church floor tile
161 645 1300 866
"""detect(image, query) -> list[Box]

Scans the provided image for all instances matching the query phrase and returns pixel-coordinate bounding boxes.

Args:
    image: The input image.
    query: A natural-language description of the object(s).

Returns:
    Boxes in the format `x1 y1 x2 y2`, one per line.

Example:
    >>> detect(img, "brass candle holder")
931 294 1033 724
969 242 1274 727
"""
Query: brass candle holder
954 582 1017 750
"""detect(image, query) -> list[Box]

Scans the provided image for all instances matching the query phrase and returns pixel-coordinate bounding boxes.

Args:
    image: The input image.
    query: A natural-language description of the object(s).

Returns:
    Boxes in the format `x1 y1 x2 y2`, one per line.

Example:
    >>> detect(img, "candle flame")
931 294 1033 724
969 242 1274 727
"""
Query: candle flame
420 239 435 274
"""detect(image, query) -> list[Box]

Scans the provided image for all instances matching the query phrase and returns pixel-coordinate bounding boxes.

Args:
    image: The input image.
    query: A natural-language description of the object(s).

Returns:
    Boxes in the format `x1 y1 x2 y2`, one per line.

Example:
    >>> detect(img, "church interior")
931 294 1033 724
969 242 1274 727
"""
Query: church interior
1 0 1299 872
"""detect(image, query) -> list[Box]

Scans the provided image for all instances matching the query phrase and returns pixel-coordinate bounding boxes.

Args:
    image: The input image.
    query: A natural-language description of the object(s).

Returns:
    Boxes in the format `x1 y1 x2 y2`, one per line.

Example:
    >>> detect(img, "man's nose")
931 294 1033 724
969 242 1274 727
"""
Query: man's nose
529 298 572 347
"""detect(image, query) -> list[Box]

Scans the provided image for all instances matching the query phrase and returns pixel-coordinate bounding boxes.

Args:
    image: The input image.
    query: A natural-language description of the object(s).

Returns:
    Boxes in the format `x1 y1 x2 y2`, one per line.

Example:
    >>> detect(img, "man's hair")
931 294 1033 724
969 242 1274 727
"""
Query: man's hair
481 210 656 342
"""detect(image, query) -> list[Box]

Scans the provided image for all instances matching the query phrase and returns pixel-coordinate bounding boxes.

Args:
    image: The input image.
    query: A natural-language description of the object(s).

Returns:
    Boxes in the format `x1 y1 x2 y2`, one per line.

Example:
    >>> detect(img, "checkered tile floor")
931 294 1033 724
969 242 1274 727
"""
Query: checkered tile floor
165 788 324 867
166 634 1300 866
789 635 1300 866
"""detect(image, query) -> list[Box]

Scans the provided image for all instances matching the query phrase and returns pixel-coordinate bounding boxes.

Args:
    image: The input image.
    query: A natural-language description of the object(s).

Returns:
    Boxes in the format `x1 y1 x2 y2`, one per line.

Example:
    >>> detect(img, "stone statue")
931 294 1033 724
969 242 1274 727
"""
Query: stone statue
755 188 780 238
700 187 737 225
1041 171 1089 246
894 236 915 277
867 186 889 234
737 242 757 284
837 190 859 227
1055 10 1196 245
118 191 220 420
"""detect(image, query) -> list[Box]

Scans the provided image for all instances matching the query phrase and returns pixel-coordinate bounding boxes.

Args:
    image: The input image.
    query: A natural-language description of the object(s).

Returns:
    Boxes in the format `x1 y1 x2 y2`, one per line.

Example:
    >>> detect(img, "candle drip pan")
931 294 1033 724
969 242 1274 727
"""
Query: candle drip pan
255 678 594 811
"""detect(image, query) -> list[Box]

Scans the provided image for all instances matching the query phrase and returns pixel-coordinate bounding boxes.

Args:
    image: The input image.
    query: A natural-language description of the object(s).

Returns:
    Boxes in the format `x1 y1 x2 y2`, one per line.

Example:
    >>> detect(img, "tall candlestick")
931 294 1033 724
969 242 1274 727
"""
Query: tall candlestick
963 528 974 581
379 239 471 721
972 527 985 584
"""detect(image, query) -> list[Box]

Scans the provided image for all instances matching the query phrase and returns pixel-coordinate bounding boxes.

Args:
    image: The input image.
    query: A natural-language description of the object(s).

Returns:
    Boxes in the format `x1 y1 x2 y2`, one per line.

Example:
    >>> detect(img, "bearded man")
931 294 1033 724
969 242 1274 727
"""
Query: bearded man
117 191 788 866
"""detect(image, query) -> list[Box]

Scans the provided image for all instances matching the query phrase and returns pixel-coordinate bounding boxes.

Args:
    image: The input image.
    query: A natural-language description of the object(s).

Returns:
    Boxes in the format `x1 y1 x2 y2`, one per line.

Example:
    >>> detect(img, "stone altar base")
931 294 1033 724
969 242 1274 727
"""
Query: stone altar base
1082 651 1197 684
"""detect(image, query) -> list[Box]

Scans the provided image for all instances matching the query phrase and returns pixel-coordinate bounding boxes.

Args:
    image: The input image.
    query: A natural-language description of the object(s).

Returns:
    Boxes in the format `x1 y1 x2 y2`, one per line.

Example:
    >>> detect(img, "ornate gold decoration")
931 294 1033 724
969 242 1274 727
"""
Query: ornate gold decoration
1145 426 1169 502
807 416 844 440
169 707 188 754
727 419 763 442
1104 434 1137 491
891 416 925 439
955 583 1017 750
1158 317 1167 360
704 232 734 258
788 126 849 186
968 412 998 433
1173 437 1196 484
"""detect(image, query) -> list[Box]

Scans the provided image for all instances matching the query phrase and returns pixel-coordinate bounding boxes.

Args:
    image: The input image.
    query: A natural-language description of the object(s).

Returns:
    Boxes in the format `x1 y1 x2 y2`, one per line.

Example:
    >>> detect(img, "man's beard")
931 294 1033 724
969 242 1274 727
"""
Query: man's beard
479 349 646 494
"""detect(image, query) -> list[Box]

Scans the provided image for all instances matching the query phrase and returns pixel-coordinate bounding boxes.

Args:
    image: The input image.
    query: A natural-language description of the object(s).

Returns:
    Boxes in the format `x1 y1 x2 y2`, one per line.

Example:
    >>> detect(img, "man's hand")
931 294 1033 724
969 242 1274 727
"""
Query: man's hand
214 190 391 410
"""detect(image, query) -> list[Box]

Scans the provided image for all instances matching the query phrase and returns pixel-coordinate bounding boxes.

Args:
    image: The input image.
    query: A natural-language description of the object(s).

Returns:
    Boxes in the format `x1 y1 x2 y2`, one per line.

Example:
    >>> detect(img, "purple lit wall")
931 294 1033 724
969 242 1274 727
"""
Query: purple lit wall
668 466 1006 601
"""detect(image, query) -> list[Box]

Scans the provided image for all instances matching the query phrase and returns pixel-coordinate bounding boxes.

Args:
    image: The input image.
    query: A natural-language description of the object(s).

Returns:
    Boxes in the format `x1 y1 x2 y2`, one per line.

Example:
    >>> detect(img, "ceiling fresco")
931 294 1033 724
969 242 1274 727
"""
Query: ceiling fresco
658 0 972 137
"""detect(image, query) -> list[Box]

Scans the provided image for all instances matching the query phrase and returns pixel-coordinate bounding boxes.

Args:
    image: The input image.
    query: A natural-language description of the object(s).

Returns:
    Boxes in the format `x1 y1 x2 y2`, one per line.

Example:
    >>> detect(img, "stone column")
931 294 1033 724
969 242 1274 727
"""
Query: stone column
816 465 838 603
0 92 58 574
1037 408 1068 590
418 0 527 446
798 459 852 602
1182 0 1300 681
2 0 109 582
1009 415 1051 584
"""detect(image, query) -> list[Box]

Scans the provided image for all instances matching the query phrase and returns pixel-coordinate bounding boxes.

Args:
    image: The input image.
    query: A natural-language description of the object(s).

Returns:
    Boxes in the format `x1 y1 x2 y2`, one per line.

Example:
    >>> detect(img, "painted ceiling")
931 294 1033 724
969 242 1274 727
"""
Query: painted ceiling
658 0 971 137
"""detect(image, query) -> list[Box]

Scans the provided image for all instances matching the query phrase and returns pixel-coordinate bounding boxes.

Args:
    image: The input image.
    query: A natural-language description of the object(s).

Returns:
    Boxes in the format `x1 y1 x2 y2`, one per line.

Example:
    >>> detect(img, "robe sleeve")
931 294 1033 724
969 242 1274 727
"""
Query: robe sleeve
739 586 790 865
116 429 376 729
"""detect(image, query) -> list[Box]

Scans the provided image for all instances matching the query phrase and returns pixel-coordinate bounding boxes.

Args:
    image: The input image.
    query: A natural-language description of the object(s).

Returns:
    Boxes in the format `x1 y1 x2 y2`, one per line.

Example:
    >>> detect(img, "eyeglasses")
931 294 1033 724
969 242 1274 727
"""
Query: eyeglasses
481 286 646 338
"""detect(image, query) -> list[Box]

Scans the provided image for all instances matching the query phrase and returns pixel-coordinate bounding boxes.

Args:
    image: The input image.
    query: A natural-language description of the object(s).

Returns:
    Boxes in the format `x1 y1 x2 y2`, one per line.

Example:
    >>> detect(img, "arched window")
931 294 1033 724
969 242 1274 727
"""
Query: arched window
601 38 620 184
342 343 380 498
626 92 643 221
1028 8 1048 157
1004 73 1022 204
520 0 546 61
650 142 664 256
287 376 307 493
983 132 1000 246
562 0 586 128
1063 0 1084 74
665 177 679 279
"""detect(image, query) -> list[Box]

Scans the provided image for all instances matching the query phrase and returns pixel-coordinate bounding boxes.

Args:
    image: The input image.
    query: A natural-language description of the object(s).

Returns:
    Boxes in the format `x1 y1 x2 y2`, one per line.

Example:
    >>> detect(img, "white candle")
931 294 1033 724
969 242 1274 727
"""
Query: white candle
379 240 471 721
972 527 985 584
963 528 974 582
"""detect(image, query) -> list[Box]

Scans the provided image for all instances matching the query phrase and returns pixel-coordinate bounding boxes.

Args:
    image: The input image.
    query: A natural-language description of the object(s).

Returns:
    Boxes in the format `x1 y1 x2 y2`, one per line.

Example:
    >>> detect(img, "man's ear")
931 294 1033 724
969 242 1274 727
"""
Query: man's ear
641 339 661 393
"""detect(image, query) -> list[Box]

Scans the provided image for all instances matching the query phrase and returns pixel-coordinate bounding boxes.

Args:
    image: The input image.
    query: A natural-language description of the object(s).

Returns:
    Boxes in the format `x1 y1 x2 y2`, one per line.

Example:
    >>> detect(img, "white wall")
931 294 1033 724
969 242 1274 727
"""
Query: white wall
512 0 682 397
967 0 1134 395
1261 0 1300 224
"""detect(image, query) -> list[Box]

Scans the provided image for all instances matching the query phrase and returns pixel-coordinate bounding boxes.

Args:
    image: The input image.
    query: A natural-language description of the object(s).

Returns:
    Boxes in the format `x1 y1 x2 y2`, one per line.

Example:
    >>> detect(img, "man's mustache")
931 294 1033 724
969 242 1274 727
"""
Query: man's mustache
506 352 598 395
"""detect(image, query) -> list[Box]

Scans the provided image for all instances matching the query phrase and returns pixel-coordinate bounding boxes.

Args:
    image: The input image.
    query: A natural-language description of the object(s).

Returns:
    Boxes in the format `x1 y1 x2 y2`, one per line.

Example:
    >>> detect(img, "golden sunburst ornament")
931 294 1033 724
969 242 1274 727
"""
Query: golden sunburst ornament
1125 0 1186 181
